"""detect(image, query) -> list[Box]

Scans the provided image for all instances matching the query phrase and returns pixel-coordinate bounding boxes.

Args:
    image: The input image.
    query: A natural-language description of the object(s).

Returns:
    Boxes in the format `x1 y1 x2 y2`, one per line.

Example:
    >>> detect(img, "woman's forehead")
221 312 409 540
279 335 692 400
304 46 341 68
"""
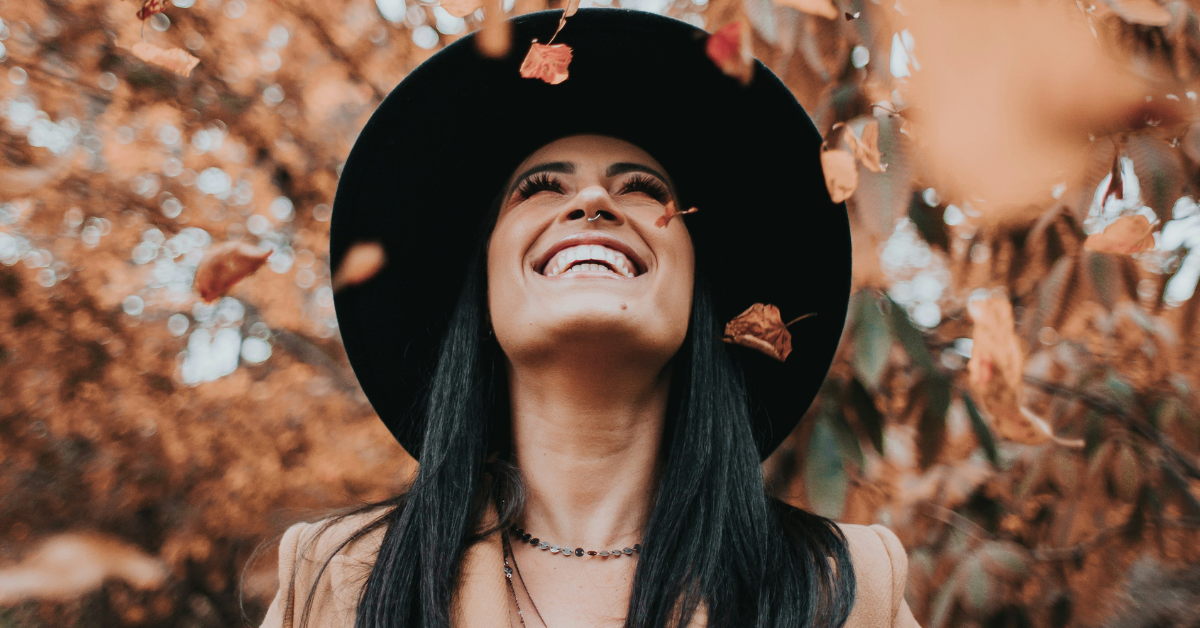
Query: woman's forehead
513 134 666 174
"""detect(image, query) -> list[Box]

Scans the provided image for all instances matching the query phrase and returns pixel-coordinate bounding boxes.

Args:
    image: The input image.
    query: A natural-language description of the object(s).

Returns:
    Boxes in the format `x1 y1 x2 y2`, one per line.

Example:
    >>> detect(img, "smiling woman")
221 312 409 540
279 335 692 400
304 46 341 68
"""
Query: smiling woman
257 8 917 628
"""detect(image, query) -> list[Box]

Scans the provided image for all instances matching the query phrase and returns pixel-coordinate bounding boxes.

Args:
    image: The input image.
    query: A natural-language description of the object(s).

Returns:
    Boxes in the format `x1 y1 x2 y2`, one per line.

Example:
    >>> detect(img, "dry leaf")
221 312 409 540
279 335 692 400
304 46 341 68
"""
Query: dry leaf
519 40 572 85
722 303 793 362
967 294 1083 447
654 200 698 228
333 241 387 292
440 0 483 18
821 149 859 202
137 0 168 20
131 42 201 78
1084 214 1155 255
0 533 167 604
193 242 270 303
475 0 511 59
845 120 887 173
706 22 754 86
772 0 838 20
1104 0 1171 26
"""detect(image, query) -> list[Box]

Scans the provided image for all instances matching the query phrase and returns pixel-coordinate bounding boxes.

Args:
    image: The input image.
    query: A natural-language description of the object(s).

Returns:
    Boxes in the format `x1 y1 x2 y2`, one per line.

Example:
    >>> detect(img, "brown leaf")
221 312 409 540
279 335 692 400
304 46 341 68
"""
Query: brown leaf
137 0 168 20
193 242 270 303
1084 214 1155 255
1103 0 1172 26
654 201 698 228
475 0 511 59
131 42 200 78
706 22 754 86
722 303 794 362
967 293 1083 447
519 40 572 85
845 120 887 173
772 0 838 19
441 0 483 18
332 241 387 292
821 149 859 202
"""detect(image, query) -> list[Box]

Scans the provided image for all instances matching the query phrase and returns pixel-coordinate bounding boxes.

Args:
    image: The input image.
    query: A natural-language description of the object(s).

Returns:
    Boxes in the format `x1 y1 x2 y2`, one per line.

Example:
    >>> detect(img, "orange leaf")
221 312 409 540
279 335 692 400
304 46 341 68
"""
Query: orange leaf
519 40 572 85
332 241 387 292
772 0 838 20
131 42 200 78
722 303 793 362
475 0 511 59
1084 214 1155 255
441 0 484 18
821 149 858 202
845 120 887 173
137 0 169 20
193 242 270 303
706 22 754 86
654 201 698 228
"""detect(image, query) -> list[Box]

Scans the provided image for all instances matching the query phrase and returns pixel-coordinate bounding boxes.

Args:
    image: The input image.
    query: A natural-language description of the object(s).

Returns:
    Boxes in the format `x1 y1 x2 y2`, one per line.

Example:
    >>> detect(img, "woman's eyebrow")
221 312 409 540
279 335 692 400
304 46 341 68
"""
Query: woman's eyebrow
507 162 575 196
606 162 668 183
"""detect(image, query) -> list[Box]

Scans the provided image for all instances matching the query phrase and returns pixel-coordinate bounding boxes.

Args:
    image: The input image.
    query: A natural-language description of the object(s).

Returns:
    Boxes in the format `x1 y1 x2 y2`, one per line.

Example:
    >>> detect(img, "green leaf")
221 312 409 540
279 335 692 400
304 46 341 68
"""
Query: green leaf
888 297 936 372
962 391 999 465
850 377 885 455
805 414 849 519
827 400 865 470
962 556 992 615
919 375 951 467
851 292 893 389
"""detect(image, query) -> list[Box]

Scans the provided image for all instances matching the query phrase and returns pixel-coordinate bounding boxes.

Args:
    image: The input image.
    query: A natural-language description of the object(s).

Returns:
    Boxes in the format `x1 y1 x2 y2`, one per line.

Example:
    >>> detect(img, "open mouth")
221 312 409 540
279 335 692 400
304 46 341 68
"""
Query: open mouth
542 244 640 278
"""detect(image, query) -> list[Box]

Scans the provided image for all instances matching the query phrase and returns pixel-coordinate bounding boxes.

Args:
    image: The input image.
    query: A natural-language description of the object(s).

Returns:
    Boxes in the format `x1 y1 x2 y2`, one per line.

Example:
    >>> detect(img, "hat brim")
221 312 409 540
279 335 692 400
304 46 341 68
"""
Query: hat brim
330 8 851 461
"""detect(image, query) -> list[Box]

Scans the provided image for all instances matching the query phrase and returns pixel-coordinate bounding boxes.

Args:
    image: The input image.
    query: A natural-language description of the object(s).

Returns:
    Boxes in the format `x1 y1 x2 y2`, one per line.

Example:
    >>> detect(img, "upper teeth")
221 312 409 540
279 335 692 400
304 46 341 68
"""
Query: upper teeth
544 244 637 278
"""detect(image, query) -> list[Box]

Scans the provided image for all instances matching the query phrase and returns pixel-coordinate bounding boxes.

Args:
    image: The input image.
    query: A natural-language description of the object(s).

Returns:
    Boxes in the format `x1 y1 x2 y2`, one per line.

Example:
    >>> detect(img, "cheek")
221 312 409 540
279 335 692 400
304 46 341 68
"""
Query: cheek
485 219 525 326
654 234 695 341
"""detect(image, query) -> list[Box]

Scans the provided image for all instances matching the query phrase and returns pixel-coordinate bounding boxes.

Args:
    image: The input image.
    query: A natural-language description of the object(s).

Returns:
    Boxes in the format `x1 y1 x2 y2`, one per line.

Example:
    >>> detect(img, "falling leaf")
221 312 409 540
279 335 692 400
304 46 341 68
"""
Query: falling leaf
193 242 271 303
440 0 484 18
821 149 858 202
137 0 168 20
722 303 799 362
654 201 698 228
0 533 167 604
475 0 511 59
519 40 572 85
967 293 1083 447
845 120 887 173
333 241 387 292
1084 214 1155 255
545 0 581 43
705 22 754 86
772 0 838 19
1103 0 1171 26
131 42 201 78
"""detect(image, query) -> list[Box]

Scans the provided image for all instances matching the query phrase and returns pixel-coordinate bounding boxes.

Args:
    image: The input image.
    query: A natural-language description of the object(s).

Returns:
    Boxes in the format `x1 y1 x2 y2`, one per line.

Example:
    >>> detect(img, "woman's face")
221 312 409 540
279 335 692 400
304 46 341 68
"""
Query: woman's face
487 135 695 368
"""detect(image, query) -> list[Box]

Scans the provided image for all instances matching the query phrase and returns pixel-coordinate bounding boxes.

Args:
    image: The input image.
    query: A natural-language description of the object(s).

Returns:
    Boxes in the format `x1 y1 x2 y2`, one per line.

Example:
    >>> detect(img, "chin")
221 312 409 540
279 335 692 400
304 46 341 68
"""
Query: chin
501 303 685 365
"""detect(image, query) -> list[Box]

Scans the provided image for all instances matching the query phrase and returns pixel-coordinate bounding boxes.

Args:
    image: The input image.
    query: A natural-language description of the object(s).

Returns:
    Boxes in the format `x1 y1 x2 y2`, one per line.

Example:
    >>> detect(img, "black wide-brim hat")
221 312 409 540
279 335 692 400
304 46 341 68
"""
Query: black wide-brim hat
330 8 851 461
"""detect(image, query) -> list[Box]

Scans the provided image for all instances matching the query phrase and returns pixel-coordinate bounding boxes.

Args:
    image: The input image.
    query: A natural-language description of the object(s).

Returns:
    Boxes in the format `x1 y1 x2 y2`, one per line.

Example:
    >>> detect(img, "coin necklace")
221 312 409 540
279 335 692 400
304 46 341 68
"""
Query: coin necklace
508 524 643 559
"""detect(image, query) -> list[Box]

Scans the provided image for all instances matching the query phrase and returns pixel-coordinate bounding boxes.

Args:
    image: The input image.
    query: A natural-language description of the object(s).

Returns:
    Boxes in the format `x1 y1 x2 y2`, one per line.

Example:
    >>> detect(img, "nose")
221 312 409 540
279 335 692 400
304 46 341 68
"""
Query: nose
562 185 625 226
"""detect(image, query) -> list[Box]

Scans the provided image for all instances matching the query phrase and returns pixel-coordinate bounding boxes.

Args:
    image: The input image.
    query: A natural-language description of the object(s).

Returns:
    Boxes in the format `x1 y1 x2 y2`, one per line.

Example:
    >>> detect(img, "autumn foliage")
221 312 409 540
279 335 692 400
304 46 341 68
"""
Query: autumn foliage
2 0 1200 626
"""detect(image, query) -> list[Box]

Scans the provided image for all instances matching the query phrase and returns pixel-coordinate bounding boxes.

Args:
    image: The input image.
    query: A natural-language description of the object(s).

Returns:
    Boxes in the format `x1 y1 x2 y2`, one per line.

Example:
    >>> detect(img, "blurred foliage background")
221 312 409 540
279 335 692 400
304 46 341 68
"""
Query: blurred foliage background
1 0 1200 626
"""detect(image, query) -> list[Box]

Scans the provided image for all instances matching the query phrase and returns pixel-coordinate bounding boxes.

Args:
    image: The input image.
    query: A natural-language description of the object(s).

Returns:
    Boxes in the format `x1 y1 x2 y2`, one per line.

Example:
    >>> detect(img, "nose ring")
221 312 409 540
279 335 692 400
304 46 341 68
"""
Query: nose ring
587 213 602 222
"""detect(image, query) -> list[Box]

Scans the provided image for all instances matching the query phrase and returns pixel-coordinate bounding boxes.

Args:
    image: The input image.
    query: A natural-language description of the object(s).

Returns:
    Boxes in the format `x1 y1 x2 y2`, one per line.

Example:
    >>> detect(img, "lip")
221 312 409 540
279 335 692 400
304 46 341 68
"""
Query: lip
533 232 648 277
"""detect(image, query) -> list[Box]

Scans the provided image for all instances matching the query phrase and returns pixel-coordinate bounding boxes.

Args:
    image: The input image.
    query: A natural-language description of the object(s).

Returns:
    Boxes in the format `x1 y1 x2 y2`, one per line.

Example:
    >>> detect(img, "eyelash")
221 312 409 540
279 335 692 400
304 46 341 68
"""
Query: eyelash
515 173 565 200
617 173 670 202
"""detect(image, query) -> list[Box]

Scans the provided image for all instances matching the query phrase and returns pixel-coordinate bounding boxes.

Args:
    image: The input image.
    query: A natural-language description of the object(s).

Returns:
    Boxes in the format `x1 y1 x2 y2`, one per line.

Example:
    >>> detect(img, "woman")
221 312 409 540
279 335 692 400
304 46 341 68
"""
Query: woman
260 8 918 628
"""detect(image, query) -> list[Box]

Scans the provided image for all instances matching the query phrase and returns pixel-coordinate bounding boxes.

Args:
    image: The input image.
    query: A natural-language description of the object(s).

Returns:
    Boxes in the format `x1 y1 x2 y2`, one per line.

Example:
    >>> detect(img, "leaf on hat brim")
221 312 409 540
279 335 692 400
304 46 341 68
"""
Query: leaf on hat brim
1084 214 1155 255
519 40 572 85
1103 0 1171 26
772 0 838 19
821 148 858 202
845 120 887 173
440 0 484 18
475 0 511 58
131 42 200 78
654 200 698 228
333 241 387 292
705 22 754 86
193 242 270 303
966 293 1083 447
722 303 793 362
137 0 169 20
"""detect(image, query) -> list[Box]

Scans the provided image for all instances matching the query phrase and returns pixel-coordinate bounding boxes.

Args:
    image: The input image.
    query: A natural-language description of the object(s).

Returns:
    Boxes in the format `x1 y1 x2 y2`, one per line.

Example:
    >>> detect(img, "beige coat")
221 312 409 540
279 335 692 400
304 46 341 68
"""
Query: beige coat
260 511 920 628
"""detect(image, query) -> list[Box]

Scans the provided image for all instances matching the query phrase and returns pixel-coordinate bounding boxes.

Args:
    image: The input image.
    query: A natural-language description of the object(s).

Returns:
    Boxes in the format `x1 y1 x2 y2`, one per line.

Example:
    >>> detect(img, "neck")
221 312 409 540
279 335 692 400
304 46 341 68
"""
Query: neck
506 349 670 549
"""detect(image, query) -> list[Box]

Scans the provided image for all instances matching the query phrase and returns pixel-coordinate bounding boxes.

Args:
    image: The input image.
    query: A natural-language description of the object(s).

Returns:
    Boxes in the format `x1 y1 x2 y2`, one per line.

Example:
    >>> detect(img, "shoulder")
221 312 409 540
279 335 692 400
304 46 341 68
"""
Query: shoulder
259 510 390 628
836 523 921 628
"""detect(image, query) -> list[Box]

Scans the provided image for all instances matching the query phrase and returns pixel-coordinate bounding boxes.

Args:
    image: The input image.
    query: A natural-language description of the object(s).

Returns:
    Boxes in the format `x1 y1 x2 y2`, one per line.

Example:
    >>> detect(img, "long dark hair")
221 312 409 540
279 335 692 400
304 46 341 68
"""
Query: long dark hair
297 196 856 628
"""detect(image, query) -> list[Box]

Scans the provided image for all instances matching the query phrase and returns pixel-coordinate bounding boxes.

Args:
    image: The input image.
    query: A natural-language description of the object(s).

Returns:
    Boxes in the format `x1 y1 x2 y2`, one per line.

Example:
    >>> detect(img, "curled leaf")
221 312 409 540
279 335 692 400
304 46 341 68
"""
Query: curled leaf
333 241 387 292
137 0 169 20
519 40 572 85
845 120 887 173
722 303 797 362
1084 214 1155 255
967 293 1083 447
654 201 698 228
131 42 200 78
440 0 484 18
706 22 754 86
193 242 270 303
821 149 859 202
773 0 839 19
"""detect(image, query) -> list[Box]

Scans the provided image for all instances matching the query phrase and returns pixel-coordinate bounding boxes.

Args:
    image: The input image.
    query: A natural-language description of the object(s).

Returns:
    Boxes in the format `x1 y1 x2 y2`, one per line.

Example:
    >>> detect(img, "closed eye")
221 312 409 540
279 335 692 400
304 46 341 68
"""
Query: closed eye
617 173 670 204
515 172 566 201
